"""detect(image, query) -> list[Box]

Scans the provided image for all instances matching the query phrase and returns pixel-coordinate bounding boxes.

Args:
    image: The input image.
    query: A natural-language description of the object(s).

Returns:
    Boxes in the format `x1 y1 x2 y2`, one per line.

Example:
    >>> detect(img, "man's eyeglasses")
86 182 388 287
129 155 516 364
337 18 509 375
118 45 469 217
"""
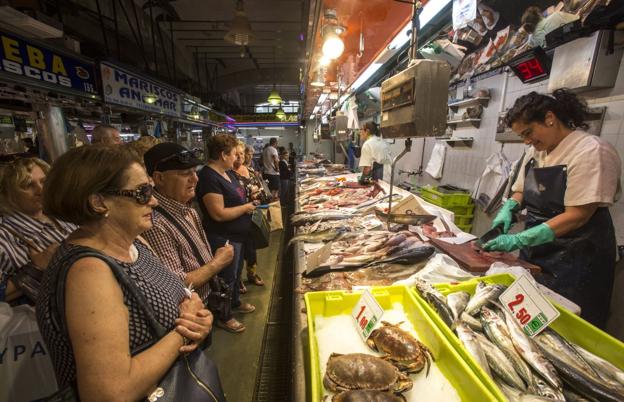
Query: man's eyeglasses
104 183 154 205
155 149 203 170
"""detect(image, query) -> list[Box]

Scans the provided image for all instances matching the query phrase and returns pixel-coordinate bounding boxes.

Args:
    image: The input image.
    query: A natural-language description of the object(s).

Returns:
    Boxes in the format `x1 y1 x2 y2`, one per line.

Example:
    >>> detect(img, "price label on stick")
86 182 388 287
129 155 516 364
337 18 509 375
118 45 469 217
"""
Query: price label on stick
499 274 560 337
352 290 384 341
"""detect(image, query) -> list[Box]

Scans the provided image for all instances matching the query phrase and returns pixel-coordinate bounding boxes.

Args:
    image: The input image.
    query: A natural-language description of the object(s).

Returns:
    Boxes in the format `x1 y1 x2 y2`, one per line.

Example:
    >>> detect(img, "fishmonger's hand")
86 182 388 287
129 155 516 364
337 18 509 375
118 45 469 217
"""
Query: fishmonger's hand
483 223 555 252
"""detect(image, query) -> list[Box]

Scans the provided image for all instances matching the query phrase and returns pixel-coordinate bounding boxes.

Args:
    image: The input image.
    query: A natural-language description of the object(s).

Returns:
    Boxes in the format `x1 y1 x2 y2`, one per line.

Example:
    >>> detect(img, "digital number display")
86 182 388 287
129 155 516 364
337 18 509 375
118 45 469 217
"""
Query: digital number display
508 48 551 84
514 58 546 81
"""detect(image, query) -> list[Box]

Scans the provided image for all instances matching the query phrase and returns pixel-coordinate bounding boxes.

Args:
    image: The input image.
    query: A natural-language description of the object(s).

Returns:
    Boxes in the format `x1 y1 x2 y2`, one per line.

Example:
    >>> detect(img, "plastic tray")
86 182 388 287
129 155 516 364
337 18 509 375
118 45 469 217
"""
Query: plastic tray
412 274 624 401
447 204 476 215
420 186 473 207
304 286 497 402
454 214 474 226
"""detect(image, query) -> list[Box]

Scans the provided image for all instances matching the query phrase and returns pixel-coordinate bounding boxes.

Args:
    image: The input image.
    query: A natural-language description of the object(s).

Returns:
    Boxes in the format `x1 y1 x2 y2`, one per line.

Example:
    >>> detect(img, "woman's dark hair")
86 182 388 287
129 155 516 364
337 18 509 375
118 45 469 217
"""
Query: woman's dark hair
521 6 543 33
43 145 140 225
364 122 380 136
504 89 589 130
206 133 238 161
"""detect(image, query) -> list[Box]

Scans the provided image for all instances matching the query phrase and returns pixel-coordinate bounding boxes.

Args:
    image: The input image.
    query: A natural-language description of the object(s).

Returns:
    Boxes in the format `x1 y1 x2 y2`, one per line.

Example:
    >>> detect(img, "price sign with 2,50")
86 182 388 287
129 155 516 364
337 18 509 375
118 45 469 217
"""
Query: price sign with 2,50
351 290 384 341
499 274 559 337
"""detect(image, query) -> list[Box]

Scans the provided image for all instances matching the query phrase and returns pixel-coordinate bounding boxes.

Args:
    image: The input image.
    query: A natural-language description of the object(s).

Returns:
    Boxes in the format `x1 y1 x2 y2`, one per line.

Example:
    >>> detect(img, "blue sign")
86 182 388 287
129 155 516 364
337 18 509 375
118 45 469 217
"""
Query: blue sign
0 30 97 96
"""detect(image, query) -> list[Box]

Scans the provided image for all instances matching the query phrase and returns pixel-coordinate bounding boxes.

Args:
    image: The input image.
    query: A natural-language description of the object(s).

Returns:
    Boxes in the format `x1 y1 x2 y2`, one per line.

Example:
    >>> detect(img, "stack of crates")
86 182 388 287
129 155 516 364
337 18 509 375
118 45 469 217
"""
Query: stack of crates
419 185 475 233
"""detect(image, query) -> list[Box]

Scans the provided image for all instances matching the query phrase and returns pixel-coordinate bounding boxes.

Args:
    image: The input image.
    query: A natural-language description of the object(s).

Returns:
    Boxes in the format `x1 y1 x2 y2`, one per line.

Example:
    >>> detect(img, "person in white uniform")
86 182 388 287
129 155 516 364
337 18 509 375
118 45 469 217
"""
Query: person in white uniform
484 89 621 328
358 122 391 183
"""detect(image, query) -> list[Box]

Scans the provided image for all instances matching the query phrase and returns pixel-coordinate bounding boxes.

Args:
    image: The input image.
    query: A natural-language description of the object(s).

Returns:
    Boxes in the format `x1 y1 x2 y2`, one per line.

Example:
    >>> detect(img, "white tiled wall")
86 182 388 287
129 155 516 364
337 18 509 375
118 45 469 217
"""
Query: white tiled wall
386 57 624 243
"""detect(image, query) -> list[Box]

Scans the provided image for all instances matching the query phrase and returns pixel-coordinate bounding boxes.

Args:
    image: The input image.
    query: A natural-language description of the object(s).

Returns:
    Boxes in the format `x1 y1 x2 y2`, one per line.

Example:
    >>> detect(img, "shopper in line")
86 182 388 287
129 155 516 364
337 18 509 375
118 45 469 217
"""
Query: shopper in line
233 143 266 291
37 145 212 400
90 124 122 145
125 135 160 167
142 142 235 326
358 122 391 183
0 155 75 303
484 89 622 328
262 137 280 199
278 147 291 206
197 134 256 333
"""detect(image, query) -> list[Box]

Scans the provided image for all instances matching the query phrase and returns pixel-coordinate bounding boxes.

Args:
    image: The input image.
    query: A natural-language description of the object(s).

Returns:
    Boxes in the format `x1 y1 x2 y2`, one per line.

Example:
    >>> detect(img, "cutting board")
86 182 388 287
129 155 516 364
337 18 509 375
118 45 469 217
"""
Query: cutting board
430 238 541 274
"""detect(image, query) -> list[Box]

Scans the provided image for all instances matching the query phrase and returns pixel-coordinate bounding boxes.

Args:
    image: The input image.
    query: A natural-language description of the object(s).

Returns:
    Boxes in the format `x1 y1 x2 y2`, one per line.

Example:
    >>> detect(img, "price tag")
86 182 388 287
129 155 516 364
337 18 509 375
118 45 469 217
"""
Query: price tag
351 290 384 341
499 274 560 337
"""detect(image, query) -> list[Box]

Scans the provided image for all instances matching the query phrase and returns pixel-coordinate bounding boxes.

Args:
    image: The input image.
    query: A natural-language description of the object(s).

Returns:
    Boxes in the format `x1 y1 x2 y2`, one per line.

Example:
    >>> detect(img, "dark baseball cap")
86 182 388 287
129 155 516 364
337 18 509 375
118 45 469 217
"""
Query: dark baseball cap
143 142 203 176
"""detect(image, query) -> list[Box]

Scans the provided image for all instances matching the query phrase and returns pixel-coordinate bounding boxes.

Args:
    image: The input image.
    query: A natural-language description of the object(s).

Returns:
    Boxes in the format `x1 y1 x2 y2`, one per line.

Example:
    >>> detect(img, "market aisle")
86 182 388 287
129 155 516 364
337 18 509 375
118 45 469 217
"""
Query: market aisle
205 230 284 402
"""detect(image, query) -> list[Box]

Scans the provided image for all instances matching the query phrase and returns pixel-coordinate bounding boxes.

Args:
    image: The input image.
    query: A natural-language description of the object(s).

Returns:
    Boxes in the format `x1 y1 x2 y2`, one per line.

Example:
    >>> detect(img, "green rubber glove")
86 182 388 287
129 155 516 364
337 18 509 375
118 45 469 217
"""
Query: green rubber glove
484 223 556 252
491 199 520 234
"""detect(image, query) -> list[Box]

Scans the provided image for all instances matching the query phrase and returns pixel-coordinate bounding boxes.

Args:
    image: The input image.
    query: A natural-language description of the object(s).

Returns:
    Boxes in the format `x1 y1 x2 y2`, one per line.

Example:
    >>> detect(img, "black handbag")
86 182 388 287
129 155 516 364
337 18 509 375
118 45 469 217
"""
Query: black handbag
47 246 227 402
250 209 270 249
153 206 232 321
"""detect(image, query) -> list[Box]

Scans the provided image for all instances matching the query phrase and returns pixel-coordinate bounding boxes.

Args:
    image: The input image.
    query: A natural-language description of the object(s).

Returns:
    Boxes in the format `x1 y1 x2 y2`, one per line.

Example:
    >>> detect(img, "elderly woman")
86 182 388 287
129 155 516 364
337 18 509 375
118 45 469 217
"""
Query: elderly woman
196 134 256 333
233 143 267 291
36 146 213 400
0 155 75 303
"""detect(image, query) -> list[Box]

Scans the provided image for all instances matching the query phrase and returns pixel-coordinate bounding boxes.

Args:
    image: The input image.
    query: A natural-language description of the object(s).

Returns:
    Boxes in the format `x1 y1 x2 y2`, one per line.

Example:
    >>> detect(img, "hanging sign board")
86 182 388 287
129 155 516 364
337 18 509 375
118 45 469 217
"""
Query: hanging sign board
100 62 182 117
0 30 97 97
452 0 478 30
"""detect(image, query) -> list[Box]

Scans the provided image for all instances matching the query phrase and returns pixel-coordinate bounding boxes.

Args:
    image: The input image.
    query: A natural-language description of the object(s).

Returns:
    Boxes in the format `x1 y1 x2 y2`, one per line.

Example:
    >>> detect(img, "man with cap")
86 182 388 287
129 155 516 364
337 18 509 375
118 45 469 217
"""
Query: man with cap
141 143 240 332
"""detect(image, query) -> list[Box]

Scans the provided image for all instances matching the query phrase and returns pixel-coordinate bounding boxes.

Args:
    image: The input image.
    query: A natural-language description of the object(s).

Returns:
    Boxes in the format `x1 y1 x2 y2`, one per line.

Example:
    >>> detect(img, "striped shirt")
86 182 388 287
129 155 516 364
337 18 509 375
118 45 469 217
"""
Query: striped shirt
142 191 213 300
0 212 76 288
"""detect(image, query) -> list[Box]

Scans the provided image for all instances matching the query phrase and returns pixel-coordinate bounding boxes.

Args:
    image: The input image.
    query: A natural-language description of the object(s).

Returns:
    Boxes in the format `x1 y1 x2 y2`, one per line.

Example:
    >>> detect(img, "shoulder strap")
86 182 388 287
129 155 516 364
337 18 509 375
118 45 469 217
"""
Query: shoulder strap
51 246 168 342
153 206 206 266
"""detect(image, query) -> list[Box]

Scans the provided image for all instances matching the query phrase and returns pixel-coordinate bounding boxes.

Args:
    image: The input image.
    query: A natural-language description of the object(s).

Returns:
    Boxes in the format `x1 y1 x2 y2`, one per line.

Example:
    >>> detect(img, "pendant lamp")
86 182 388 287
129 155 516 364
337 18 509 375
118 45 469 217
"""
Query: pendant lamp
267 86 283 105
224 0 254 46
275 106 286 120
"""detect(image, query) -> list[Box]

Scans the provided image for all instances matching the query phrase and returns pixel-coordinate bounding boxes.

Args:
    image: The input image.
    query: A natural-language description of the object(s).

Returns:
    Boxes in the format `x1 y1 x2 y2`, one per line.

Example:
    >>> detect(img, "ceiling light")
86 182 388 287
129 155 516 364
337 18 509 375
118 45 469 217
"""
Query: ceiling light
224 0 254 46
319 55 331 67
311 69 325 87
322 29 344 59
143 94 158 104
275 107 286 120
267 86 283 105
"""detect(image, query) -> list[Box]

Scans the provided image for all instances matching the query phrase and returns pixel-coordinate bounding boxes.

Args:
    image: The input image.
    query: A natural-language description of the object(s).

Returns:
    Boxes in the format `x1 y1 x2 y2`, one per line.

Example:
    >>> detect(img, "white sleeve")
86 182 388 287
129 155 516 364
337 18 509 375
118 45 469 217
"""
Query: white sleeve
511 151 532 194
359 142 373 167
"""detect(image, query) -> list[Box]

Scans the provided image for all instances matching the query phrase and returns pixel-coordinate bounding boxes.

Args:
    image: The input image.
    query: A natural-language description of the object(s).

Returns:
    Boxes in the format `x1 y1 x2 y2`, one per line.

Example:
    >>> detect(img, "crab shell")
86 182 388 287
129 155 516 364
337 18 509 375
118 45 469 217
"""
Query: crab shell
366 321 433 375
332 390 406 402
323 353 413 394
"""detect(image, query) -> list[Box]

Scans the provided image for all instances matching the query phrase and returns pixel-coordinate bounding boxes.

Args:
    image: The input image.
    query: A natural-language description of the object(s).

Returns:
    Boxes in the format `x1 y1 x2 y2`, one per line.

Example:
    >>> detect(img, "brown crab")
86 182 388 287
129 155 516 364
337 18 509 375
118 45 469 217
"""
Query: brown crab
323 353 413 394
367 321 434 375
332 390 406 402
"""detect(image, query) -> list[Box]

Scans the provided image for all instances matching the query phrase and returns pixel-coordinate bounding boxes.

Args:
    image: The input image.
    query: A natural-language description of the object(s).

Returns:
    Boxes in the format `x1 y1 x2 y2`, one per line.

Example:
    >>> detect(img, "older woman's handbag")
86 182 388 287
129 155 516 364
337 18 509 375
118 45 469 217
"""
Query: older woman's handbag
250 209 270 249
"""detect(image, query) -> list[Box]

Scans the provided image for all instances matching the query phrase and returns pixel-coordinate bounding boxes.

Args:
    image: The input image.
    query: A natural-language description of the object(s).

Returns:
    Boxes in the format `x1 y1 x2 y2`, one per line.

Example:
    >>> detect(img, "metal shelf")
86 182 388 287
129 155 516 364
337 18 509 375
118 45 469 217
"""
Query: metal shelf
447 118 481 128
440 137 474 147
448 96 491 112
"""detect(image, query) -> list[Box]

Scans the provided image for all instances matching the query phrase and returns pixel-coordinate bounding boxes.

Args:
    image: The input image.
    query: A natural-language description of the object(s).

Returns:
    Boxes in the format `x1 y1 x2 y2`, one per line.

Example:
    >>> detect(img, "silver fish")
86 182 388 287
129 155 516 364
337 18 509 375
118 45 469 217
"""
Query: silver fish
496 381 562 402
460 312 483 332
415 280 455 328
480 307 535 389
465 282 507 316
288 228 346 246
474 331 527 390
456 322 492 378
573 343 624 387
562 388 592 402
533 376 565 401
447 291 470 323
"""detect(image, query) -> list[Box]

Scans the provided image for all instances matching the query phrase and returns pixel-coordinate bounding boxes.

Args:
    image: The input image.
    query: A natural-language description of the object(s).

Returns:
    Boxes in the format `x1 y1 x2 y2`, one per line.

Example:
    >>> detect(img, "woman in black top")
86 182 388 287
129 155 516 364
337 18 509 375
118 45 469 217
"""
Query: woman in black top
196 134 256 333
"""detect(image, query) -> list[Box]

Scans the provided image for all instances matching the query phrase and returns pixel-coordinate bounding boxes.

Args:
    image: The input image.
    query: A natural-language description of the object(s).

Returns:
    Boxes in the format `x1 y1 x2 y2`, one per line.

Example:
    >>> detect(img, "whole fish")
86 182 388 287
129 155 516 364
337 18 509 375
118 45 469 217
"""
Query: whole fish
383 233 407 248
534 329 624 402
288 228 346 246
460 312 483 332
474 331 527 390
572 343 624 387
533 377 565 401
291 212 353 226
465 282 507 316
496 380 562 402
456 322 492 378
499 308 562 391
415 279 455 328
562 388 592 402
447 291 470 323
480 307 535 388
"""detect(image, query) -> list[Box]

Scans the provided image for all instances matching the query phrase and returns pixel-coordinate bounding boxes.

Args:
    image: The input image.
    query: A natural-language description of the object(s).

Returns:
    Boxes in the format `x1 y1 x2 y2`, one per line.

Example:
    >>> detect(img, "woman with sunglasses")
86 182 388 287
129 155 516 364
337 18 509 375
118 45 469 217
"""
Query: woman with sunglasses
36 145 213 400
197 134 256 333
0 155 76 304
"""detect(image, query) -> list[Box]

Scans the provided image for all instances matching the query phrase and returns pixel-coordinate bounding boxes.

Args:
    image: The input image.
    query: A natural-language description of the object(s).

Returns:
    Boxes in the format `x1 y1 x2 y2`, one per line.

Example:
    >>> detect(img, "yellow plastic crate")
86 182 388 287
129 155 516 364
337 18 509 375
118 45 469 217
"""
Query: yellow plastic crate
454 214 474 226
412 274 624 402
457 223 473 233
420 186 473 207
304 286 498 402
448 204 476 215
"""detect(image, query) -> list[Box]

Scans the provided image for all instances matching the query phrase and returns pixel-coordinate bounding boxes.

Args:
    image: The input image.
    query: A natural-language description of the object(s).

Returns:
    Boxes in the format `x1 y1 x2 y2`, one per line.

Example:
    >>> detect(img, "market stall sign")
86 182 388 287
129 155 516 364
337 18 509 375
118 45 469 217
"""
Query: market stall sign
0 30 97 96
499 274 559 337
100 62 182 118
508 48 552 84
352 290 384 341
230 114 298 123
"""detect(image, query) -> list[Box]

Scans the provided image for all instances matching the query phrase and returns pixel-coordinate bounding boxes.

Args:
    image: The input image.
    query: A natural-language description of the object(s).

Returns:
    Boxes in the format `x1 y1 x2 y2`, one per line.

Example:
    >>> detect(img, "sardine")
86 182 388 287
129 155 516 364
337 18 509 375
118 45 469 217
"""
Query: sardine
480 307 535 389
573 343 624 387
460 312 483 332
447 291 470 323
474 331 527 390
415 279 455 328
456 322 492 378
499 308 562 392
465 282 507 316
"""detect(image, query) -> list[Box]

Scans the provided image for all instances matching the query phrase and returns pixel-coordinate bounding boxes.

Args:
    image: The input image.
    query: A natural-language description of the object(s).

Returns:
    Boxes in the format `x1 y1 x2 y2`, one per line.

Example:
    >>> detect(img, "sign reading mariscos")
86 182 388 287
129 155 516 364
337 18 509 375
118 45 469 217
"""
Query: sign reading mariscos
0 30 97 96
100 62 181 117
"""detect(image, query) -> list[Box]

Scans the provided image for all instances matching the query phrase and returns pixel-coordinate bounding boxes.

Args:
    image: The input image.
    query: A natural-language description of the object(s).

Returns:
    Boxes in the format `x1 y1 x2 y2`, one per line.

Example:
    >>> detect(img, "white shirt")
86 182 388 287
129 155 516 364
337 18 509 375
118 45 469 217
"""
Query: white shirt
262 145 279 175
512 130 621 207
359 136 391 168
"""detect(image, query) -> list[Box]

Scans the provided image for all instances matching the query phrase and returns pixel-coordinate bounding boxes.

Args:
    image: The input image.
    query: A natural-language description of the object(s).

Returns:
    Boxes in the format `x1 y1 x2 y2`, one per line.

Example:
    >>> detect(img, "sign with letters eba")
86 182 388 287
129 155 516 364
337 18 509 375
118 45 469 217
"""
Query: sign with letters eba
351 290 384 341
499 274 559 337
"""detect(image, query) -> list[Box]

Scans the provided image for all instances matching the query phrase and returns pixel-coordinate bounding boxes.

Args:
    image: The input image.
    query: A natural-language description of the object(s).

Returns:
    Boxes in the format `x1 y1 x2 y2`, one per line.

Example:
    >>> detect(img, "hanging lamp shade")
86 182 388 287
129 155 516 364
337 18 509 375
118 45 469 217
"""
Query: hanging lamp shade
275 107 286 120
310 69 325 87
224 0 255 46
267 87 283 105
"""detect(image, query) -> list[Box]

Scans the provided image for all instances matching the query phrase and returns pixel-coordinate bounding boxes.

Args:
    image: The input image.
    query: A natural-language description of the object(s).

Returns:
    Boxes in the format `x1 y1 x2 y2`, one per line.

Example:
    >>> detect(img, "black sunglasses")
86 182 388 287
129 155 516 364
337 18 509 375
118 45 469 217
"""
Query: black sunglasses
104 183 154 205
155 149 203 170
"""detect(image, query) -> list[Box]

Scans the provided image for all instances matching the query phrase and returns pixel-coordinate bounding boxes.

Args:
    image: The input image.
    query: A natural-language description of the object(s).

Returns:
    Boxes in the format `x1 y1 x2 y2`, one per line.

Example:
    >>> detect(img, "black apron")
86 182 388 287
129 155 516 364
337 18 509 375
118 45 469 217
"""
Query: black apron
372 162 384 180
520 158 616 328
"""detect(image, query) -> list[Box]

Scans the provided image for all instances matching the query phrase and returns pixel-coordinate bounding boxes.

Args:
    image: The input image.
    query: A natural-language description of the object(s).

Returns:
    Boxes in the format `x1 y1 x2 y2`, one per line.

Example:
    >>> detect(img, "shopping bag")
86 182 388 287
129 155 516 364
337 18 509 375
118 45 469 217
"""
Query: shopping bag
0 303 58 402
251 209 270 249
267 201 283 232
